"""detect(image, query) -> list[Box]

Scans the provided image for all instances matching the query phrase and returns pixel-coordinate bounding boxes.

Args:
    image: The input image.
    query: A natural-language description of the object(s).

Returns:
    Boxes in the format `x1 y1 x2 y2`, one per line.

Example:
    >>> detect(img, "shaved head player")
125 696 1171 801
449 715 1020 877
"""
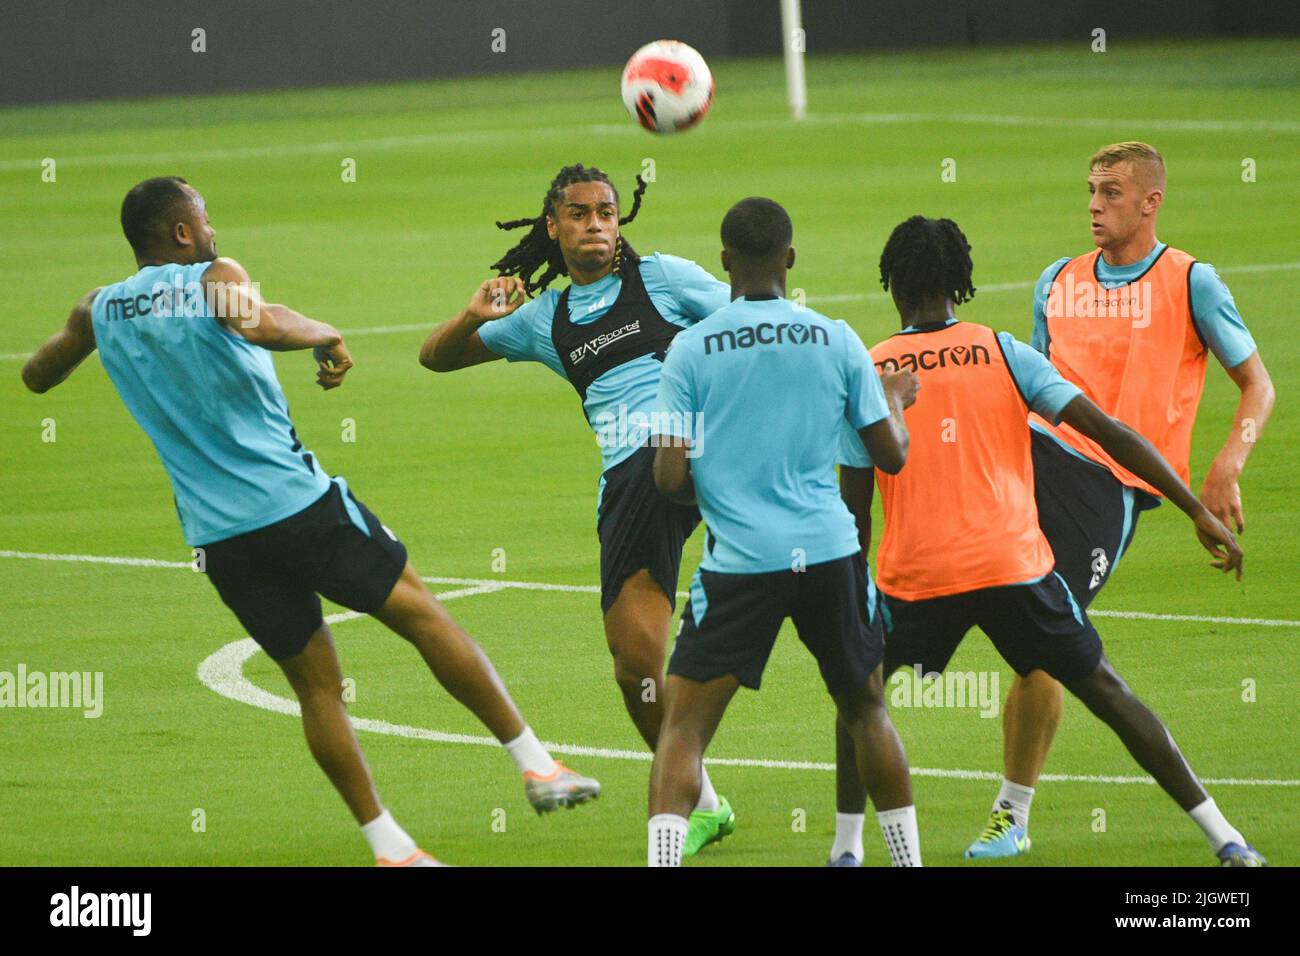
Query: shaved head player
649 198 922 867
22 176 599 866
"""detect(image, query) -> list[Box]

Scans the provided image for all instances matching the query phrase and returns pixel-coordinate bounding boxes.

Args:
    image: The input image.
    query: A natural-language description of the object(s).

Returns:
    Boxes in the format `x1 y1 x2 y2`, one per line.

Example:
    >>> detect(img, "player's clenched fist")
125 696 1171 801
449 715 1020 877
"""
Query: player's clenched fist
880 368 920 410
466 276 530 322
314 338 353 390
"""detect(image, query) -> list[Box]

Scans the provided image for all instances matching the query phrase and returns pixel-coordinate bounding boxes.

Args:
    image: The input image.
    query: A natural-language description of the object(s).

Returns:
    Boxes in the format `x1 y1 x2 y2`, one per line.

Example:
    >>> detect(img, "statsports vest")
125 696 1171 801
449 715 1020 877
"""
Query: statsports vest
551 256 683 408
1029 246 1207 496
872 322 1056 601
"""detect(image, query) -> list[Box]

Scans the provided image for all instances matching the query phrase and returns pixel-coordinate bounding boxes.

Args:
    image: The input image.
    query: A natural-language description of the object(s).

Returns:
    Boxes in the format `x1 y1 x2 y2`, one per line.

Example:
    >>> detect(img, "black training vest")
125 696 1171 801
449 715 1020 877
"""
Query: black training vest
551 259 683 411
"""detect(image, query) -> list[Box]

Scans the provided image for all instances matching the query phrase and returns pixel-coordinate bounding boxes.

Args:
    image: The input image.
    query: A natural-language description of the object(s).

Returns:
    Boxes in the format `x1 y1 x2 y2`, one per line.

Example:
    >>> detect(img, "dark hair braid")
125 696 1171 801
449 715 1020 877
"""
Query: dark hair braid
878 215 976 309
491 164 648 295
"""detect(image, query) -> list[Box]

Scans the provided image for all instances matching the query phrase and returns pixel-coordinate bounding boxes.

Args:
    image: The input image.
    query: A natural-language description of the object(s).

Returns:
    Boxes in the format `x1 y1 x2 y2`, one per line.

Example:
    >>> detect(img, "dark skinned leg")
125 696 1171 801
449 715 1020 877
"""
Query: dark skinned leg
603 569 674 750
832 665 912 812
1061 654 1208 810
371 560 525 743
276 624 382 825
649 673 740 819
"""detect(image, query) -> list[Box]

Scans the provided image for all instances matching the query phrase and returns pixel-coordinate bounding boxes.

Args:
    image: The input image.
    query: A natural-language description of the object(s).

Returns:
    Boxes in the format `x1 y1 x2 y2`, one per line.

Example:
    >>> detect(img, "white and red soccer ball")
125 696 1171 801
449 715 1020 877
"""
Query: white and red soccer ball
621 40 714 134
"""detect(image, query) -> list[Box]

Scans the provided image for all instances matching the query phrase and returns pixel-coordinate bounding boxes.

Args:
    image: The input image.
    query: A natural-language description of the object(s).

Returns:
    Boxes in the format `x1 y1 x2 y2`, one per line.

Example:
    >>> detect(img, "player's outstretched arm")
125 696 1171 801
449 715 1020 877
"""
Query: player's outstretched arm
857 369 918 475
21 287 101 393
1201 351 1275 534
1060 395 1244 579
203 257 352 390
652 442 696 506
418 277 526 371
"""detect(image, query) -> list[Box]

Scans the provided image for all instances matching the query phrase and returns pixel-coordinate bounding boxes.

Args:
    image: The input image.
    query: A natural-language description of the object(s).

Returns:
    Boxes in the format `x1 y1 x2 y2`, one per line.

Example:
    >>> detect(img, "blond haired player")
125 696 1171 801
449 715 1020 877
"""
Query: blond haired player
970 143 1276 858
828 145 1275 864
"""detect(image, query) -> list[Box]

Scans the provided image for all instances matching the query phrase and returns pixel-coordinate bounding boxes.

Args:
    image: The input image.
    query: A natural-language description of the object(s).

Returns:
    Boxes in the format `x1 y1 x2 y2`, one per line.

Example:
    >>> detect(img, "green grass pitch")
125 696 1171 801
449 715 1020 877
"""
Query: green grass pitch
0 38 1296 866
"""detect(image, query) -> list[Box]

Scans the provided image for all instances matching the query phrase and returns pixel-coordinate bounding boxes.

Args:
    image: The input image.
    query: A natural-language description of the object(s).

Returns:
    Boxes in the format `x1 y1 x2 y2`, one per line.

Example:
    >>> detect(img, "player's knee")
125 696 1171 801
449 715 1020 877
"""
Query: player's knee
835 682 888 727
1065 658 1129 714
607 627 666 691
1008 670 1066 723
1019 668 1064 698
287 670 345 702
382 586 464 647
612 649 663 699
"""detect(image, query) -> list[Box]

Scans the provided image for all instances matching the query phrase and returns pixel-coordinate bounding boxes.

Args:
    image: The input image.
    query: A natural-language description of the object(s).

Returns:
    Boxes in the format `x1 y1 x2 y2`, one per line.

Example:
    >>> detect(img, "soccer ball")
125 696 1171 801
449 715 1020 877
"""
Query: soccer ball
621 40 714 134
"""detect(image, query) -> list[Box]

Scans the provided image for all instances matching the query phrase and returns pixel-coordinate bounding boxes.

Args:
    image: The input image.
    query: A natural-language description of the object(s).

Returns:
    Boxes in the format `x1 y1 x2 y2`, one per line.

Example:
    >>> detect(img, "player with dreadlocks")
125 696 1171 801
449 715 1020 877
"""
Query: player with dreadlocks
418 164 738 855
823 215 1264 867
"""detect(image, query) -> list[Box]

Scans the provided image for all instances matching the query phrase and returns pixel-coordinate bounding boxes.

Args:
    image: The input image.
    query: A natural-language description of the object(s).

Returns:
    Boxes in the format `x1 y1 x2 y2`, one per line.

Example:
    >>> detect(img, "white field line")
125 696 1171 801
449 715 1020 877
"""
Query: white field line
4 109 1299 173
2 546 1292 786
2 260 1294 362
196 594 1300 787
0 549 190 568
4 549 1299 629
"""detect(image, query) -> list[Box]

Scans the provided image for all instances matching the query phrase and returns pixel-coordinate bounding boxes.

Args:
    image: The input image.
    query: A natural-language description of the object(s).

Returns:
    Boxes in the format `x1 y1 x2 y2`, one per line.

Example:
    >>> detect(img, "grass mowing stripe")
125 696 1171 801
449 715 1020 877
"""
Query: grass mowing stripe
5 108 1300 172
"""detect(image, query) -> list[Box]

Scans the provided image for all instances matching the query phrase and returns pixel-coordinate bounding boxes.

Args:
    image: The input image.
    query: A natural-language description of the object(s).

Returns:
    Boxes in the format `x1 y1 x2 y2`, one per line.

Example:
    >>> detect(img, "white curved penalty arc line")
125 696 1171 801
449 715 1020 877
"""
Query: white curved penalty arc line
195 586 1300 789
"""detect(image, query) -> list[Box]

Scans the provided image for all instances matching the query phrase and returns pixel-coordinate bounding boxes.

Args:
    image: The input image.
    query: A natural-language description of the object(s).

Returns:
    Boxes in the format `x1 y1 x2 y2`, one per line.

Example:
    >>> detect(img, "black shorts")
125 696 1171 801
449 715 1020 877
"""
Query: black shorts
597 444 700 613
880 572 1102 683
668 552 883 693
1031 428 1158 609
201 480 408 661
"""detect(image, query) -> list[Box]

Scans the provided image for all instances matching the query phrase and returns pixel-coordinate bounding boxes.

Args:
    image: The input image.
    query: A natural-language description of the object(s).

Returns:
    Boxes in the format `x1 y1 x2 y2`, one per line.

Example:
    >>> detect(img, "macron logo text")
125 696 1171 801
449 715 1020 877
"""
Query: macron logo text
703 322 829 355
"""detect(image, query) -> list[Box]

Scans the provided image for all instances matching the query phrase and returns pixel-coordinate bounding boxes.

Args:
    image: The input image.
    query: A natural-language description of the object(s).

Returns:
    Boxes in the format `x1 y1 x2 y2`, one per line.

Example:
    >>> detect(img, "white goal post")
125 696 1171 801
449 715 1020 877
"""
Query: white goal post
780 0 807 119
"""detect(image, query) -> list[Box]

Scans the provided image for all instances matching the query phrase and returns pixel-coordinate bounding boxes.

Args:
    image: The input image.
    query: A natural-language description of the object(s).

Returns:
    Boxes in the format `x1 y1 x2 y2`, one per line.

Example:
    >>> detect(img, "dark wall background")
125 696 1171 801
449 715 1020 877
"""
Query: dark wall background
2 0 1297 106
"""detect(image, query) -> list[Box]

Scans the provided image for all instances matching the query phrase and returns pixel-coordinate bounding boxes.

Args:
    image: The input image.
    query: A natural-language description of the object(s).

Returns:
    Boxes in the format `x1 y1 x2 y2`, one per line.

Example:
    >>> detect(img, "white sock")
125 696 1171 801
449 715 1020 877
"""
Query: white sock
361 809 419 862
1189 798 1245 853
877 806 922 867
648 814 690 867
694 765 720 811
993 778 1035 830
831 812 866 863
504 727 557 777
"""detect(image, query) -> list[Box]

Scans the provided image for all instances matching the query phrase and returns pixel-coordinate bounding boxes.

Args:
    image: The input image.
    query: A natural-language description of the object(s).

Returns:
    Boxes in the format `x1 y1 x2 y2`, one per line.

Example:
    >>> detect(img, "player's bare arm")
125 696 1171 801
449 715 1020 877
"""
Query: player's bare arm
838 464 874 555
21 287 102 394
1060 395 1243 578
652 441 696 505
203 257 352 390
857 368 918 475
1201 351 1275 534
418 276 528 371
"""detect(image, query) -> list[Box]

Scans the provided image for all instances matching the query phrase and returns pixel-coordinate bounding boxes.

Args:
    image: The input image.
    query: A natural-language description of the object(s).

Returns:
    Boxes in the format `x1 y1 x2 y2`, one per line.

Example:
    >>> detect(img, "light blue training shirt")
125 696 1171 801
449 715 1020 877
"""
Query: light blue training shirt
656 296 890 575
90 261 332 546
